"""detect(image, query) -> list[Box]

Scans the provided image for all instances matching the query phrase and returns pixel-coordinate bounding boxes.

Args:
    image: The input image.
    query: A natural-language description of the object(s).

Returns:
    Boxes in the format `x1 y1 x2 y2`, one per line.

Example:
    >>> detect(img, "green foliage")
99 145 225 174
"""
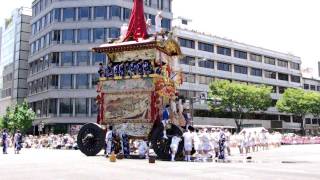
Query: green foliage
277 88 320 117
1 102 35 133
208 80 272 131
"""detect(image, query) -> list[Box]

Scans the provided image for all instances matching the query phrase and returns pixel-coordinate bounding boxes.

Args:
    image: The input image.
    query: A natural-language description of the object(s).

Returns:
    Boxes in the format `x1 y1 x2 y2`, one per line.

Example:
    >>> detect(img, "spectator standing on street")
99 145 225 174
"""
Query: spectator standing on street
2 129 9 154
14 130 22 154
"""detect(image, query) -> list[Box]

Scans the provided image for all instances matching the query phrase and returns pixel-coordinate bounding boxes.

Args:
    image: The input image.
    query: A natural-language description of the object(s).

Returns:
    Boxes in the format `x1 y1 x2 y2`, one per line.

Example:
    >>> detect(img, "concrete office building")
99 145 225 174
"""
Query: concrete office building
28 0 172 133
172 27 305 133
0 7 31 116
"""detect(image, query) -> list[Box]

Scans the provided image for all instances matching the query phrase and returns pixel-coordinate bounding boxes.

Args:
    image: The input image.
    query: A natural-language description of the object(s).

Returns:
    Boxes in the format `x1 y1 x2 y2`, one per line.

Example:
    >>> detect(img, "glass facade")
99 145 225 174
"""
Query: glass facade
217 46 231 56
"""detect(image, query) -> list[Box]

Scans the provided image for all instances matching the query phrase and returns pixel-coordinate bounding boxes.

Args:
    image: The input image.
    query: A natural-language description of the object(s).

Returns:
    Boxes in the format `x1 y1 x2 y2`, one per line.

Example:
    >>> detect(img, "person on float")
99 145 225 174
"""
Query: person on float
113 63 120 77
138 139 149 159
170 133 182 161
98 63 105 77
105 61 114 78
182 127 194 162
143 60 153 75
118 62 126 78
162 104 170 139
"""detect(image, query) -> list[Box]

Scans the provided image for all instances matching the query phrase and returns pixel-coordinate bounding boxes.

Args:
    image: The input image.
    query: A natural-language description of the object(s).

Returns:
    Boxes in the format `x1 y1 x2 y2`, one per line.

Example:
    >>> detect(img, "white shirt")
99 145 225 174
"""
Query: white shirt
138 141 148 155
155 14 162 32
183 131 193 145
105 131 112 143
171 136 182 146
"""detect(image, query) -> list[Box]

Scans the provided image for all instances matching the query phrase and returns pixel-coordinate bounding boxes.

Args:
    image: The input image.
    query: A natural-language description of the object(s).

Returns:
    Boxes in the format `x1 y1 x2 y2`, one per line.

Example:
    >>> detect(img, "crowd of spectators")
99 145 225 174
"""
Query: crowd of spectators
281 134 320 145
1 133 78 150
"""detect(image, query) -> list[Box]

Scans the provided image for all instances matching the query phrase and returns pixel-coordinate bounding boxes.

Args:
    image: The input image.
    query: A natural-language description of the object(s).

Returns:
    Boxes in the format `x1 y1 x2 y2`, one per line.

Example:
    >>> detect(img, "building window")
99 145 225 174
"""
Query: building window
250 53 262 62
178 38 195 49
183 73 196 83
94 6 106 20
108 28 120 39
93 28 105 42
264 71 276 79
199 75 214 85
312 119 318 124
264 56 275 65
290 62 300 70
123 8 131 20
92 73 100 87
277 59 288 68
50 52 60 66
60 74 73 89
291 75 300 83
62 29 74 43
49 75 58 89
161 18 171 30
61 52 73 66
91 98 98 115
180 56 195 66
76 98 88 116
52 30 61 43
198 42 214 52
78 7 91 20
317 86 320 91
234 50 247 59
60 98 73 116
198 60 214 69
63 8 75 21
280 115 291 123
217 62 231 72
78 29 90 43
77 51 90 66
250 68 262 77
234 65 248 74
310 85 316 91
217 46 231 56
278 73 289 81
304 84 309 90
93 52 106 65
109 6 121 20
76 74 89 89
49 99 57 116
305 118 311 124
278 86 287 94
53 8 61 22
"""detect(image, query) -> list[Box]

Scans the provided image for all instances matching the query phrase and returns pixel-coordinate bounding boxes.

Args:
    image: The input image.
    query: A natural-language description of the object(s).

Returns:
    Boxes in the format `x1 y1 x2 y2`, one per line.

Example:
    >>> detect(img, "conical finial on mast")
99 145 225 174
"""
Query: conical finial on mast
123 0 148 42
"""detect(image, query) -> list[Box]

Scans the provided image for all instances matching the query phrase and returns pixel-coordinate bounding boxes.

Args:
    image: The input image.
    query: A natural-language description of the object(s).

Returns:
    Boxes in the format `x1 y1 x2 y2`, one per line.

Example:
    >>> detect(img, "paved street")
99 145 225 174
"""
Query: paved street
0 145 319 180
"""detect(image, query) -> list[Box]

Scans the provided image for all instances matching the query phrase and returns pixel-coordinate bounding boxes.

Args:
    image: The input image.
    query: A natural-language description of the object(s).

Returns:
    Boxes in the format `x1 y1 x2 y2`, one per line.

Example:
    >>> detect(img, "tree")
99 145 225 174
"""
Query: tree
209 80 272 132
276 88 312 135
1 102 35 133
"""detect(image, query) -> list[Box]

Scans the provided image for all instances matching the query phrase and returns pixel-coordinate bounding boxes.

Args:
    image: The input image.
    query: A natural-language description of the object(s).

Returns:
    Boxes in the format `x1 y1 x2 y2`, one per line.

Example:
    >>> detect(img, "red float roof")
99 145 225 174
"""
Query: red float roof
123 0 148 42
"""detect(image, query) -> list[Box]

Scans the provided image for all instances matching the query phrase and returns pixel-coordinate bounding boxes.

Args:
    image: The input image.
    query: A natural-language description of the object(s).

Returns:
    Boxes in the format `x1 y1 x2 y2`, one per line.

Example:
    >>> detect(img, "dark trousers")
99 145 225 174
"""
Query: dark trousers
3 142 7 153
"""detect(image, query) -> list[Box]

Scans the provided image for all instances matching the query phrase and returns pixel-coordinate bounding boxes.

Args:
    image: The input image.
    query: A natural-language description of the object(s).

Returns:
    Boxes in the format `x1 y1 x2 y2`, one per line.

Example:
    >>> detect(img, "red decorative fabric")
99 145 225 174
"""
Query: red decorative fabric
124 0 148 41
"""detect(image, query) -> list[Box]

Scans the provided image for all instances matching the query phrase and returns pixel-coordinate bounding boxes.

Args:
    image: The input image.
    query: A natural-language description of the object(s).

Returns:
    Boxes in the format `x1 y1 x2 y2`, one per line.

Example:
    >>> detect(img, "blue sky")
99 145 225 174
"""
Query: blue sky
1 0 320 77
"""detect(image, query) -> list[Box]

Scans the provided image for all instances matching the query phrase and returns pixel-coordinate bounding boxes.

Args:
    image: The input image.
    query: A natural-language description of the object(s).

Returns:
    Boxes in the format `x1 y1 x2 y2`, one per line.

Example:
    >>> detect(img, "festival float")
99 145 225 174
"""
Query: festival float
77 0 186 160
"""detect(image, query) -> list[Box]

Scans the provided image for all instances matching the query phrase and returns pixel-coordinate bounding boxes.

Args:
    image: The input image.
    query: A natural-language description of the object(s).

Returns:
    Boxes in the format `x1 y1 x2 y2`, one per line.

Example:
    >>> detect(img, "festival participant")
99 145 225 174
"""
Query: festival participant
13 130 22 154
193 129 202 161
201 128 212 162
240 131 247 155
253 131 260 152
260 130 268 150
143 60 153 75
128 61 136 77
155 11 163 34
245 132 252 154
182 127 193 162
218 129 226 160
224 129 231 156
138 139 149 159
211 128 220 158
170 134 182 161
113 63 120 77
105 126 113 157
2 129 8 154
119 62 126 78
98 63 105 77
162 104 170 139
136 59 144 76
105 62 114 78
